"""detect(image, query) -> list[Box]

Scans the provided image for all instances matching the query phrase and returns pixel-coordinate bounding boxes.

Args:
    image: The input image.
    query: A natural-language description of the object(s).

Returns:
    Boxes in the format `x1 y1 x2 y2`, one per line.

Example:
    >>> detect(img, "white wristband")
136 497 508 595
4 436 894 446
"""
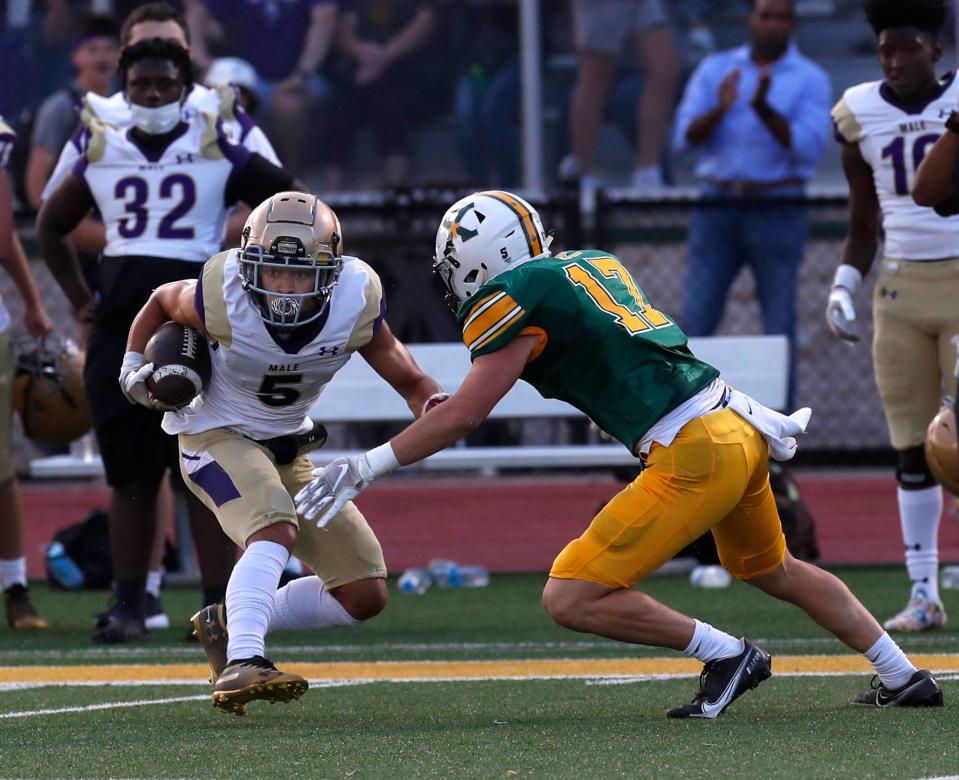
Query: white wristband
364 442 400 479
831 264 862 294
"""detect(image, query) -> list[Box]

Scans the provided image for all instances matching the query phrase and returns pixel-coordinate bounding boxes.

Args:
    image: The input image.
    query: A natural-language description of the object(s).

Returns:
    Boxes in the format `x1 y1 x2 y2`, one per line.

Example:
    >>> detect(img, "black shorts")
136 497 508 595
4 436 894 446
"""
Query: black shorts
85 254 204 489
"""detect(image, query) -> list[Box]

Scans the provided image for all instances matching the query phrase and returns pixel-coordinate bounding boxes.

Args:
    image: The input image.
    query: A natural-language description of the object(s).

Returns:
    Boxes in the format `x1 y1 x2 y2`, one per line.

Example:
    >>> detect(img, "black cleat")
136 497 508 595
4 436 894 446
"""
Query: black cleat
92 610 149 643
4 585 49 630
851 669 943 708
667 639 772 719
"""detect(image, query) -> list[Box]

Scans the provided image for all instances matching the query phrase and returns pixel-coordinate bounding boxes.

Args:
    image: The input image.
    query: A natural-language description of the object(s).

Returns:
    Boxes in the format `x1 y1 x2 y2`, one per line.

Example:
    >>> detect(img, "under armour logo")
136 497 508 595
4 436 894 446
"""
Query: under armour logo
175 153 195 165
318 345 340 356
879 287 897 300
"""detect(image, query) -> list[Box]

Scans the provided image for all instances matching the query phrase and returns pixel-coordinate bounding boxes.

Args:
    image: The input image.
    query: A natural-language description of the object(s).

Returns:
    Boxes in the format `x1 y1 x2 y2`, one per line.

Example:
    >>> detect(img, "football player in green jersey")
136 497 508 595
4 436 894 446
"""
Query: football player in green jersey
296 190 943 716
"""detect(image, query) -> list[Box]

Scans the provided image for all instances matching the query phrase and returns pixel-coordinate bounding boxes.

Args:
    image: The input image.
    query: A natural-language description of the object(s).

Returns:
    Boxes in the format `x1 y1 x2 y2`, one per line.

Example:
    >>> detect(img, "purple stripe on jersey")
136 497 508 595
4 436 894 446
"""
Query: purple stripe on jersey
186 460 241 507
194 268 206 326
72 154 89 178
372 289 386 335
70 124 90 153
215 118 252 168
831 121 849 146
234 106 256 143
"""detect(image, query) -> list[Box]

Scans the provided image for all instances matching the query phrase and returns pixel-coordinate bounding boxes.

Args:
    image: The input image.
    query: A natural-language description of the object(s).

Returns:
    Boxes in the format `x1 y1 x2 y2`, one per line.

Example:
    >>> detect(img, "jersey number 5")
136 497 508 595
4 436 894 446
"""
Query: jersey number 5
563 257 672 335
257 373 303 407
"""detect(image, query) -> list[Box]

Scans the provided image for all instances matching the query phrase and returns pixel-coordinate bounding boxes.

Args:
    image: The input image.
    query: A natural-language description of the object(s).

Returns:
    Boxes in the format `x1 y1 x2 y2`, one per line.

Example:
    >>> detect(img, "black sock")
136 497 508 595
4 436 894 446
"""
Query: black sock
202 583 228 607
115 582 146 618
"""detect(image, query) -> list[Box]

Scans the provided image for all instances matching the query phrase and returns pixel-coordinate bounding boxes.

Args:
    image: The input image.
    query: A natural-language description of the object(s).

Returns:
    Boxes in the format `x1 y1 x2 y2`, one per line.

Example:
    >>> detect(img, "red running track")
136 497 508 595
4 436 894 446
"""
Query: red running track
18 471 959 579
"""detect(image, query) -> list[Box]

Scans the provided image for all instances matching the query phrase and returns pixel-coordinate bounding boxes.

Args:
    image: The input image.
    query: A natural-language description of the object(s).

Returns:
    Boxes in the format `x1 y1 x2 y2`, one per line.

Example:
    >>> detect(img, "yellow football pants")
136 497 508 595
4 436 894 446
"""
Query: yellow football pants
550 408 786 588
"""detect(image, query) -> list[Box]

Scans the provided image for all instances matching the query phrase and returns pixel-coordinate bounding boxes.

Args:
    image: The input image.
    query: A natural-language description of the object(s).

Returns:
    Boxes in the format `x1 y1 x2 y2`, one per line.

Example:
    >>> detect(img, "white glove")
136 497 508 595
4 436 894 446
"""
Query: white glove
118 351 175 411
294 443 399 527
825 264 862 344
421 391 450 416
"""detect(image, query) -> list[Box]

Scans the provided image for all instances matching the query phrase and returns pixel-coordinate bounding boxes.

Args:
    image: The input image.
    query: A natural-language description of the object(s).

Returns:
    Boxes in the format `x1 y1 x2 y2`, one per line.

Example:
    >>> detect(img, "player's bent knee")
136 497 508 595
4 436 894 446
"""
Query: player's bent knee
332 578 388 621
897 445 937 490
246 520 297 551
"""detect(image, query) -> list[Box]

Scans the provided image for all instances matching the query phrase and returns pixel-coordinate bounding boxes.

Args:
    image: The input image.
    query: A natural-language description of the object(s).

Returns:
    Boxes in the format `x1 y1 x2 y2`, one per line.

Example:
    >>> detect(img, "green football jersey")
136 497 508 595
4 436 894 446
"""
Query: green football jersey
457 249 719 451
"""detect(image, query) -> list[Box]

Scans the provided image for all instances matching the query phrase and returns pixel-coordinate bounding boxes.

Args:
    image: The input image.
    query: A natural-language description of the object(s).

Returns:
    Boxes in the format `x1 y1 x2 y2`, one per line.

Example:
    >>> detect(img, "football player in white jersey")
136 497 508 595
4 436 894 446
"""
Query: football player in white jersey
0 117 54 631
40 2 279 255
827 0 958 632
121 192 445 715
37 39 306 644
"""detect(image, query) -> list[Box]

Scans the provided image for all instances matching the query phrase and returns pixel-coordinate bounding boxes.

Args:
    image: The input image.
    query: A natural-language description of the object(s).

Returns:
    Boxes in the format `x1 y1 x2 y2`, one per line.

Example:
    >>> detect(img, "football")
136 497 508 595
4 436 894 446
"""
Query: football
144 321 211 409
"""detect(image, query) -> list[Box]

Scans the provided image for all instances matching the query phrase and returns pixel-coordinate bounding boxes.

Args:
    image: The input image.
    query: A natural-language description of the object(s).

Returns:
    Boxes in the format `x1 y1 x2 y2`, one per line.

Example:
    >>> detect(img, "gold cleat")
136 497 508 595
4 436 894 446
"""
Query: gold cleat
4 585 49 631
191 603 228 685
212 657 308 716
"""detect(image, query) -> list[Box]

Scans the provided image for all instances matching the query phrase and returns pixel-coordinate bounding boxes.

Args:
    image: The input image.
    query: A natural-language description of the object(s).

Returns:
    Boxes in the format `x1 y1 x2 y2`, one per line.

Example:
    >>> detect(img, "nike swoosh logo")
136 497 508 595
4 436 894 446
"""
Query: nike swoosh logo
700 651 755 718
331 463 350 491
218 672 240 683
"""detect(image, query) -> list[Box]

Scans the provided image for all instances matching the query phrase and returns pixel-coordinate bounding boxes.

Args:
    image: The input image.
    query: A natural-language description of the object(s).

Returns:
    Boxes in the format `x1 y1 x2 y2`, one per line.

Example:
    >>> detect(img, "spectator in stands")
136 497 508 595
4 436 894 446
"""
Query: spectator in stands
672 0 830 411
25 15 121 210
184 0 338 170
0 116 54 631
320 0 441 190
563 0 680 209
452 0 521 188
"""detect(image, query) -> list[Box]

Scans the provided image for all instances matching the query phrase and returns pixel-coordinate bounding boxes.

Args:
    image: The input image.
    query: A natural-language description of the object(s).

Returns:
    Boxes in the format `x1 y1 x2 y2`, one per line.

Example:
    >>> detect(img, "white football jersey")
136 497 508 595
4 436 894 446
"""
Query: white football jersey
163 250 384 439
76 111 248 262
41 83 278 201
832 74 959 260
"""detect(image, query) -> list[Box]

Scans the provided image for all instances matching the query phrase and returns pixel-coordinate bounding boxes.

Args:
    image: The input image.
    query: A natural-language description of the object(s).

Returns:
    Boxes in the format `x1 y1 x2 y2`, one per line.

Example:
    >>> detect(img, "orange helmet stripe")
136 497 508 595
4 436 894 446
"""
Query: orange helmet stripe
481 191 544 257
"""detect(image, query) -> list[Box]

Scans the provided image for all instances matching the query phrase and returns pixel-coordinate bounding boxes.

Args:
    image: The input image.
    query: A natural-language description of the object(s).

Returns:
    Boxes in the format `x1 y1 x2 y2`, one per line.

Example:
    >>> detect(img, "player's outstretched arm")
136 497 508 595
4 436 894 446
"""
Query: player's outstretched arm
296 335 538 525
913 126 959 210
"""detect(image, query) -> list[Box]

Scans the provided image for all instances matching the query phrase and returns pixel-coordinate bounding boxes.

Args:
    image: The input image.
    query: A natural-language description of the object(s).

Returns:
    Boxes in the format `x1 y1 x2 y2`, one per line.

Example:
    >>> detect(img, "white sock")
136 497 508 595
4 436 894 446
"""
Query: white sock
269 576 359 632
897 486 942 603
146 569 163 598
683 619 744 662
864 631 917 690
225 541 289 662
0 557 27 590
631 165 663 188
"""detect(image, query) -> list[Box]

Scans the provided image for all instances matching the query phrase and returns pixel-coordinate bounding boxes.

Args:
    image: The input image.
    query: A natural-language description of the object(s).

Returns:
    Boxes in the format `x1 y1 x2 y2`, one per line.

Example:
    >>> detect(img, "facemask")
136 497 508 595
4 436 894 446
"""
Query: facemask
129 99 183 135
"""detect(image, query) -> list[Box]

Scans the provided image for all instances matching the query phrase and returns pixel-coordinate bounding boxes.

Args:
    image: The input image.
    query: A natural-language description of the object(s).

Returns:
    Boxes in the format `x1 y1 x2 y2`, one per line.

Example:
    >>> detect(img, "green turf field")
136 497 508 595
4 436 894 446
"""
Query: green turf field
1 568 957 779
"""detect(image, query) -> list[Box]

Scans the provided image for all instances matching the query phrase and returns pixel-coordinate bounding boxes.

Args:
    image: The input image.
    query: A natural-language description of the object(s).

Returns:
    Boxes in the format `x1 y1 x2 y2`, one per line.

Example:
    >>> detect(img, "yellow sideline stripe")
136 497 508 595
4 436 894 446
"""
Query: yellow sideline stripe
3 655 959 684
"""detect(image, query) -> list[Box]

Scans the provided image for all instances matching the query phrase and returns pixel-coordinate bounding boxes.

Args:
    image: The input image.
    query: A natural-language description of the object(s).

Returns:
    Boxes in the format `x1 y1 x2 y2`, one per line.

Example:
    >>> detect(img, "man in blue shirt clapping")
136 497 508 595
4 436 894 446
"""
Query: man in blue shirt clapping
673 0 831 410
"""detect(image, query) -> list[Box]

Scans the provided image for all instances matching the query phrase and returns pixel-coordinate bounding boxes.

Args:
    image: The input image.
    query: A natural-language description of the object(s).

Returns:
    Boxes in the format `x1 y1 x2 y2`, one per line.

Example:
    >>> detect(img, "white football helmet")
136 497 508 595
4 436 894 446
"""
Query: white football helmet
433 190 550 310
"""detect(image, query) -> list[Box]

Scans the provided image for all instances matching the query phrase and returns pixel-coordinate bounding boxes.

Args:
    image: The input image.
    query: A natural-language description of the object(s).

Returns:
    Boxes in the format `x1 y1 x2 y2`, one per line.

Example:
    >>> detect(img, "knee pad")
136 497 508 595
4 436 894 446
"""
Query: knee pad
896 446 937 490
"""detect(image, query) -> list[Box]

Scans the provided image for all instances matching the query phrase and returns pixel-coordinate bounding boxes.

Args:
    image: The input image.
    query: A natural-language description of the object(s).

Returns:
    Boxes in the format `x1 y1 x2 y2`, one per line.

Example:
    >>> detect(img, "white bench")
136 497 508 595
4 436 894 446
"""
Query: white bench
29 335 788 478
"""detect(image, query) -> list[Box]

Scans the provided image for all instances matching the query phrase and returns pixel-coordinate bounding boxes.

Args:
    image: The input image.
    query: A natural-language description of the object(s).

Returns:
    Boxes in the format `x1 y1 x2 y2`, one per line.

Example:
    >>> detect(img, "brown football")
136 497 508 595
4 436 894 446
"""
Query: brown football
144 321 211 409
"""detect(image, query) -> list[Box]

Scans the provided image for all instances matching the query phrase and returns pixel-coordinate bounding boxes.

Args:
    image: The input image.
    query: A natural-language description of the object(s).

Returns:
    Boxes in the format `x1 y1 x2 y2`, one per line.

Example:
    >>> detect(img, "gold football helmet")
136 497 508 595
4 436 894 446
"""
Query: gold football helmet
925 405 959 495
12 338 92 444
239 191 343 328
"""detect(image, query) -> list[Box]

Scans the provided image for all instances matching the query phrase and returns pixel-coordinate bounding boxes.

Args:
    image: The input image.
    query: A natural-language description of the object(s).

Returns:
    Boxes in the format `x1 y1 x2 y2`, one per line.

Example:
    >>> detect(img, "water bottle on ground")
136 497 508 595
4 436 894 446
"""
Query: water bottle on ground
941 565 959 590
429 559 489 588
397 567 432 595
689 564 731 589
45 541 85 589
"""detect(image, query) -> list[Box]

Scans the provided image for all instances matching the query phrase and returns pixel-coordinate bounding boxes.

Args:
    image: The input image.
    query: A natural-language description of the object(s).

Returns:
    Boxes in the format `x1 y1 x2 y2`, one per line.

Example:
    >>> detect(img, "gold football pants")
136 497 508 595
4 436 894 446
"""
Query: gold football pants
550 408 786 588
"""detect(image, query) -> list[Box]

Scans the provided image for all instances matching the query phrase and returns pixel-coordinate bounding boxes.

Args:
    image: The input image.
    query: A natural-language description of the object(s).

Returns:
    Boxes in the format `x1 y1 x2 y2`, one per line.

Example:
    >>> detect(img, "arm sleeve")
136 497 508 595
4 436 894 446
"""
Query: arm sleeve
225 153 298 207
787 66 832 167
672 58 715 154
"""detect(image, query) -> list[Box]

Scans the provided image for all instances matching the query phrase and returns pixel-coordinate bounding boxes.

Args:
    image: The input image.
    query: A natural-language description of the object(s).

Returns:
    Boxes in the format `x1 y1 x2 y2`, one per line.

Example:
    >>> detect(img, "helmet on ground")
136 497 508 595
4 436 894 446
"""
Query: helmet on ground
925 405 959 495
433 190 550 310
238 191 343 328
12 337 92 444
